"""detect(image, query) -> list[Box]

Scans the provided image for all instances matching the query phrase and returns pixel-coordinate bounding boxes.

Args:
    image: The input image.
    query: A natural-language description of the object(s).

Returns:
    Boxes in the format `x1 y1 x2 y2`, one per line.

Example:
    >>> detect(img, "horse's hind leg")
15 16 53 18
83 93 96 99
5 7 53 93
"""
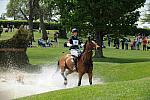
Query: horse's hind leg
61 72 67 85
88 72 92 85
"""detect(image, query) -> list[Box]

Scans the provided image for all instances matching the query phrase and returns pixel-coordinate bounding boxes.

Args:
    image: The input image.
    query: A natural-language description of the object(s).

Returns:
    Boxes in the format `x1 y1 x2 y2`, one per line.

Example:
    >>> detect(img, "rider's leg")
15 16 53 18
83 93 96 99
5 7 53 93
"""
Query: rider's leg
71 56 77 71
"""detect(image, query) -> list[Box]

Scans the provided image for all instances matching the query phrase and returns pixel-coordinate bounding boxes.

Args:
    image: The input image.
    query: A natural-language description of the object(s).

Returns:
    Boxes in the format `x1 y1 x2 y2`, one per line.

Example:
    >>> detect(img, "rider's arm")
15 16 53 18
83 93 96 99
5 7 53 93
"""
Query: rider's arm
67 38 73 47
79 38 84 48
67 42 72 47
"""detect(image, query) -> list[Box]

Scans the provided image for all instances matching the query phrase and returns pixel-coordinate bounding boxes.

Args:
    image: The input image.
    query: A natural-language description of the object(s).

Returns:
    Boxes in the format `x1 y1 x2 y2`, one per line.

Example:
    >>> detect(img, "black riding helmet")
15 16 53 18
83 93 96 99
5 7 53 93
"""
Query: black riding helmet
72 28 78 33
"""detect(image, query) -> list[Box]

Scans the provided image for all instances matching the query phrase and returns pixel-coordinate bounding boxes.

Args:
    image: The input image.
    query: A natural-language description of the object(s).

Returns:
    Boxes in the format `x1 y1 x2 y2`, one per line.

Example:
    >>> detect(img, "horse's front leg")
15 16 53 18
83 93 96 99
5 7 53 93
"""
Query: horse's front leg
88 72 92 85
78 73 84 86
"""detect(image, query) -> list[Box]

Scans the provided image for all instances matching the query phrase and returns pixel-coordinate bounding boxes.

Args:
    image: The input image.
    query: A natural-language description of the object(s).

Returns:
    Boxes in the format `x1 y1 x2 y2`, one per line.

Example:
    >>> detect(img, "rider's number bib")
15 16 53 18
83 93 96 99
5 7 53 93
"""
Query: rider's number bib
73 40 79 45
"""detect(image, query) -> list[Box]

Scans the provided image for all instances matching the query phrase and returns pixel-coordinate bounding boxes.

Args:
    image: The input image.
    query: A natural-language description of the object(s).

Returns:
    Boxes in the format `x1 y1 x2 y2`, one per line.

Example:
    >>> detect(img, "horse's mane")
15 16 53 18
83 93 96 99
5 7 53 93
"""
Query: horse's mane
83 40 87 53
81 40 93 67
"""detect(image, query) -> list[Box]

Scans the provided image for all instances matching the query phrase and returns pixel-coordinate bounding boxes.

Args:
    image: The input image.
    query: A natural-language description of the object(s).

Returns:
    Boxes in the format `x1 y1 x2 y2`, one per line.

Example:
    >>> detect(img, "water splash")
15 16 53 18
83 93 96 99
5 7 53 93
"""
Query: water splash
0 64 102 99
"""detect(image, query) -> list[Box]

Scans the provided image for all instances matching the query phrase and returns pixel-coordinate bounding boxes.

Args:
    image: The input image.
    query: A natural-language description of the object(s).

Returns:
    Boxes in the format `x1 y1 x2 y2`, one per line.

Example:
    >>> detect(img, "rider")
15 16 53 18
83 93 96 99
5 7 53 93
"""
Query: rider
67 28 82 70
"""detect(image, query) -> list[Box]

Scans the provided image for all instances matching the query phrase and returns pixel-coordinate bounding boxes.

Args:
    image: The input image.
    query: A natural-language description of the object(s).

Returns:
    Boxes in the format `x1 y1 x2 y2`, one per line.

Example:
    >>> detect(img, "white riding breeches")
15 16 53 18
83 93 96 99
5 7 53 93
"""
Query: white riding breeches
70 49 81 57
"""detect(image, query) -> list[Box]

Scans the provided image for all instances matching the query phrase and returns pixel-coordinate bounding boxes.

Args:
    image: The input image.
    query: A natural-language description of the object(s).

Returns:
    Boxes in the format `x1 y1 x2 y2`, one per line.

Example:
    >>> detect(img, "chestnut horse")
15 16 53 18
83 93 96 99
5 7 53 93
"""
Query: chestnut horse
57 39 99 86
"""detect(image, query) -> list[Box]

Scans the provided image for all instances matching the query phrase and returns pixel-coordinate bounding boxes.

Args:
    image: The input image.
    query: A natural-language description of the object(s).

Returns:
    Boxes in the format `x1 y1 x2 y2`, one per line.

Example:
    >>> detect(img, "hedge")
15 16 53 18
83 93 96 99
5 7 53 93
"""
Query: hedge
0 20 60 30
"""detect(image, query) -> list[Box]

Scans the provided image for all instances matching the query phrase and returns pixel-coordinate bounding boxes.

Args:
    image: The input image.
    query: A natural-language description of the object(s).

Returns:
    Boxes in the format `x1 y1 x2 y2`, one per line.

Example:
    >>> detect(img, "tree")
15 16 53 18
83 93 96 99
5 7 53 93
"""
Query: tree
108 11 141 37
7 0 38 42
54 0 145 58
6 0 50 40
6 0 25 20
142 3 150 22
0 13 6 20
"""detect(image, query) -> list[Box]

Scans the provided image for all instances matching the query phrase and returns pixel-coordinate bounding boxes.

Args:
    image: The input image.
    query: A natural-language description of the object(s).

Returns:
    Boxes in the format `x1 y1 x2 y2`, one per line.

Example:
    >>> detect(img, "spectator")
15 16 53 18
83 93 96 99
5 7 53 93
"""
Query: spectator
125 38 129 50
9 24 13 32
0 25 3 37
54 32 58 43
135 35 141 50
142 37 148 51
53 32 59 47
114 37 120 49
121 38 125 50
38 38 46 47
131 39 136 50
107 34 111 47
46 38 53 47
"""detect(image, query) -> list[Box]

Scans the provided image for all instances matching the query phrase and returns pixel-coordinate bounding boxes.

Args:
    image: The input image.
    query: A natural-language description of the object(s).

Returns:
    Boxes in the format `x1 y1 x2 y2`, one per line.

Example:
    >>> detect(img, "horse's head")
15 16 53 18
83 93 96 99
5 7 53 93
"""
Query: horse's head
84 40 100 52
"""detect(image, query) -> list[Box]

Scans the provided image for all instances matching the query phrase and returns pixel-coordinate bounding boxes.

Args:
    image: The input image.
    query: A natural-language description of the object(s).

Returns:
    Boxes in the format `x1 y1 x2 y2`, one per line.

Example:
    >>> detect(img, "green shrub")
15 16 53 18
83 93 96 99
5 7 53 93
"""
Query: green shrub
0 20 60 30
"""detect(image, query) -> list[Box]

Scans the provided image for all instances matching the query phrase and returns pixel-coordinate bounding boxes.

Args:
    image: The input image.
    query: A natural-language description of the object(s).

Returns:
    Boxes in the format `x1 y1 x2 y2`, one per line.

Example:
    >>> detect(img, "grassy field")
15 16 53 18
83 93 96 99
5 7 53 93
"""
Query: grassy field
18 47 150 100
0 31 150 100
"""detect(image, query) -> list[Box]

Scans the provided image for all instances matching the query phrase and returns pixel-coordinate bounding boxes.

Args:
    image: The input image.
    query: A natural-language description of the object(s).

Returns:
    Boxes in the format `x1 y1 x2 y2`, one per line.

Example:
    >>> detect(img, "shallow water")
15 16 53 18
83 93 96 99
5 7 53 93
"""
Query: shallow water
0 65 102 100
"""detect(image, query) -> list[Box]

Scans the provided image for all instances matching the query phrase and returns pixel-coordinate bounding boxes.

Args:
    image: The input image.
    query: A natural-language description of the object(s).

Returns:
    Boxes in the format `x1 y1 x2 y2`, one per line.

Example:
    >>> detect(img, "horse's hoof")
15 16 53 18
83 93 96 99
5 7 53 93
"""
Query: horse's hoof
78 83 81 86
64 80 67 85
90 82 92 85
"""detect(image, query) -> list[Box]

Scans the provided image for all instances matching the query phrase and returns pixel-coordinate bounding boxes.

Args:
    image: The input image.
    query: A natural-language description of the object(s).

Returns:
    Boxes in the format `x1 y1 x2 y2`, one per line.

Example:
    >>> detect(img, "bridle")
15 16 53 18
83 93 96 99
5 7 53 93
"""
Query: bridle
84 41 96 53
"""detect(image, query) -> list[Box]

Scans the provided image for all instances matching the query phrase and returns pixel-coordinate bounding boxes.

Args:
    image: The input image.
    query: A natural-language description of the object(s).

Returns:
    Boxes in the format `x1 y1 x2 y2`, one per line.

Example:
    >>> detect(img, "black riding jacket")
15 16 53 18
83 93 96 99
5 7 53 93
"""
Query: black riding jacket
69 36 81 49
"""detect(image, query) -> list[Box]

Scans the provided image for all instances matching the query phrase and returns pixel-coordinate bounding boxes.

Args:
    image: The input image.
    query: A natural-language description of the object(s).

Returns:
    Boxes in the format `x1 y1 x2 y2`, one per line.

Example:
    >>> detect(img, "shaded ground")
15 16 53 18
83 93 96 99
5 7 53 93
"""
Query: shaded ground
0 65 102 99
94 57 150 63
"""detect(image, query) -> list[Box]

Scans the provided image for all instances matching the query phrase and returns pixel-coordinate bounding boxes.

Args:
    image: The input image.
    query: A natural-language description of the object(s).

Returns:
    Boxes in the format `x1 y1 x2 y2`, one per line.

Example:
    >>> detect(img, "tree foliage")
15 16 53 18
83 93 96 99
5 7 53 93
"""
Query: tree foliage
142 3 150 22
54 0 145 57
6 0 27 20
6 0 146 57
6 0 57 40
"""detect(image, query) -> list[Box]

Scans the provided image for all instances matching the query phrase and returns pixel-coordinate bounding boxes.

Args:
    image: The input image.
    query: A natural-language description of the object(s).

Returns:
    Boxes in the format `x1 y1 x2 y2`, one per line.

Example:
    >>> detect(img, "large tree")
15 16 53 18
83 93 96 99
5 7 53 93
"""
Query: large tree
6 0 27 20
7 0 38 42
142 3 150 23
108 11 141 37
54 0 145 58
6 0 51 40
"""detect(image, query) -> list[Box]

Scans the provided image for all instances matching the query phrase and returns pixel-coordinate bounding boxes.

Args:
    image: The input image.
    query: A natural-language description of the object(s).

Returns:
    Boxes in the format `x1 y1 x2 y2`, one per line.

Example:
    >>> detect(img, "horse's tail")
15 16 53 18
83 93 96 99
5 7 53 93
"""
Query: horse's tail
55 60 60 73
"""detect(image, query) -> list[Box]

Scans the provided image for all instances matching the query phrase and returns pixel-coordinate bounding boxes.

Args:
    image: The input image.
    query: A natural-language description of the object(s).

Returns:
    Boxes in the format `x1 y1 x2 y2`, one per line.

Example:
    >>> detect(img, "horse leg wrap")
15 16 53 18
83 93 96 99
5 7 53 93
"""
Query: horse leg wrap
64 80 67 85
61 72 68 85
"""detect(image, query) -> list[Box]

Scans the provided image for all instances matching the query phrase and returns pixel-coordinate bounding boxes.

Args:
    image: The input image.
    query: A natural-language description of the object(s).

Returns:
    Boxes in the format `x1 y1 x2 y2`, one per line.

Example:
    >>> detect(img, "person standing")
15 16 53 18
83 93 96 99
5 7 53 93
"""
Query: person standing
114 37 120 49
107 34 111 47
0 25 3 37
54 32 59 47
125 39 129 50
142 37 148 51
136 36 140 50
121 38 125 50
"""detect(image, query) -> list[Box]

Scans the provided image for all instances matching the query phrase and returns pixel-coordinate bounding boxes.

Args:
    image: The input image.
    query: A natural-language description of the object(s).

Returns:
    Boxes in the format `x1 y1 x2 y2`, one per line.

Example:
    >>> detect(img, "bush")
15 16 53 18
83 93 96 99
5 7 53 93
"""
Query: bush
0 20 60 30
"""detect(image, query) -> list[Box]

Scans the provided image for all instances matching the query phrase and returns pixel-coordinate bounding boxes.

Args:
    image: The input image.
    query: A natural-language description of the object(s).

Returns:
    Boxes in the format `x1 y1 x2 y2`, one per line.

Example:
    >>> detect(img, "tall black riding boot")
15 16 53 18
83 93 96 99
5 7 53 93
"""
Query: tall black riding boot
73 57 78 71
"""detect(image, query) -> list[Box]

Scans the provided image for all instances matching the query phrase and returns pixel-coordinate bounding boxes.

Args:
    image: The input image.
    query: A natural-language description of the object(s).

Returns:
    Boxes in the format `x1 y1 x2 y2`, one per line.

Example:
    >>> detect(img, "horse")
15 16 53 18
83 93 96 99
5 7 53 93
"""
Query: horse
57 39 99 86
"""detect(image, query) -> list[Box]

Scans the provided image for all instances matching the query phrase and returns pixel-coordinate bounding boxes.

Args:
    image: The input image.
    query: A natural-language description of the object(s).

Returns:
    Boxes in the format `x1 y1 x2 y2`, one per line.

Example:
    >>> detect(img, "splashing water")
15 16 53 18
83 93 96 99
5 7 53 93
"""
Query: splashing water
0 65 102 99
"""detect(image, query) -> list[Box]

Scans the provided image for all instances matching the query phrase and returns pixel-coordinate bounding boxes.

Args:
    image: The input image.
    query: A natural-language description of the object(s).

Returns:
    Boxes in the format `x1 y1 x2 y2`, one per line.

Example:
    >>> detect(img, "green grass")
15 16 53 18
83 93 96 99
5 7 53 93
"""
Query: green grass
18 45 150 100
1 31 150 100
93 48 150 82
27 47 68 64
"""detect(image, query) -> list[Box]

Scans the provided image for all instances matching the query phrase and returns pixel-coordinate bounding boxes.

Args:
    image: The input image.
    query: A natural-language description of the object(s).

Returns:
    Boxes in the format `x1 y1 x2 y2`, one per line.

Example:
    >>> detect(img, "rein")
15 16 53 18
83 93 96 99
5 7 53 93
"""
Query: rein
85 49 93 53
